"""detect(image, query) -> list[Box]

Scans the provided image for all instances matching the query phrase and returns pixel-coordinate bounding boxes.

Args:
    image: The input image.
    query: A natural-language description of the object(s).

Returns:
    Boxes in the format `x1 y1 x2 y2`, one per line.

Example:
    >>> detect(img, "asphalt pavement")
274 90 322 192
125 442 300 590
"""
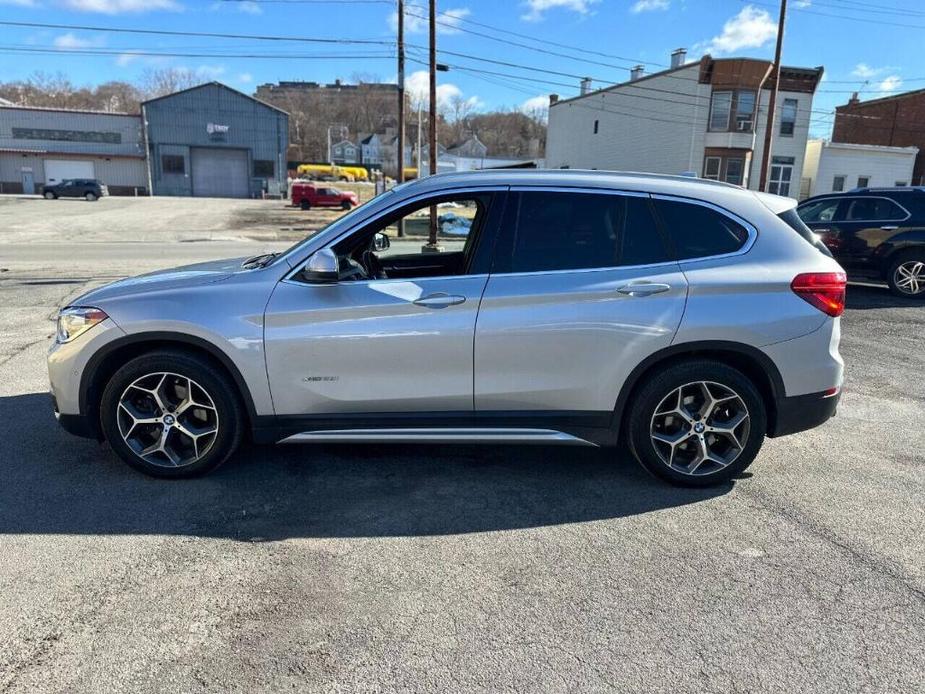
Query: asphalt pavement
0 239 922 693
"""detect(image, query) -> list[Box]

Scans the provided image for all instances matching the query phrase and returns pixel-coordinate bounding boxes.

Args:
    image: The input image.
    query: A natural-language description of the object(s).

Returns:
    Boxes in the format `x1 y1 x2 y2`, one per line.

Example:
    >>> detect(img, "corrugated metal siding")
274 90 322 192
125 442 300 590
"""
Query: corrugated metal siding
0 152 146 193
0 107 144 157
144 83 288 198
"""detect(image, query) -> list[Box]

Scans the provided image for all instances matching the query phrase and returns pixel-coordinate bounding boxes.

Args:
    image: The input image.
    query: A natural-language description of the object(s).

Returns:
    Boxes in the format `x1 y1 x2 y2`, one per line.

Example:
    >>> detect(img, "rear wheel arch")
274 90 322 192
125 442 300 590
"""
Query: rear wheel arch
613 341 783 438
80 333 257 440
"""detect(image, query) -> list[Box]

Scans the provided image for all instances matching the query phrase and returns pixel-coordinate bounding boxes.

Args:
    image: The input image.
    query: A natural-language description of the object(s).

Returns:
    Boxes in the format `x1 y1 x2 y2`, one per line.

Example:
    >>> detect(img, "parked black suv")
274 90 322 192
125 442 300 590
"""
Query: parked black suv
42 179 108 202
797 187 925 298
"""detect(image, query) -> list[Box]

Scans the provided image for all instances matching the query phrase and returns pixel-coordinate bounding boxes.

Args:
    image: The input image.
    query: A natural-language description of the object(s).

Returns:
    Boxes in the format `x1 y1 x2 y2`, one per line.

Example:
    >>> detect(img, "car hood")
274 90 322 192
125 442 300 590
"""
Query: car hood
71 256 248 306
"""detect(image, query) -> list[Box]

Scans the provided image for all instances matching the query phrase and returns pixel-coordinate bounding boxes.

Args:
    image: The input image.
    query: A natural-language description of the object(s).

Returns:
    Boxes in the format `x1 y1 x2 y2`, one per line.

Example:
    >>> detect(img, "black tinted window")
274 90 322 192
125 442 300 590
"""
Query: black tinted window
797 198 841 223
504 192 669 273
653 199 749 259
844 197 907 222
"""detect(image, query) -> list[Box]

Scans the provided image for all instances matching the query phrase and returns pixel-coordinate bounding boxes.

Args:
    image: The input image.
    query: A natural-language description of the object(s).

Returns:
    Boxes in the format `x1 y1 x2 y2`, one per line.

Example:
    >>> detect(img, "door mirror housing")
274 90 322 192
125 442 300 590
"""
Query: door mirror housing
373 232 391 251
301 248 340 283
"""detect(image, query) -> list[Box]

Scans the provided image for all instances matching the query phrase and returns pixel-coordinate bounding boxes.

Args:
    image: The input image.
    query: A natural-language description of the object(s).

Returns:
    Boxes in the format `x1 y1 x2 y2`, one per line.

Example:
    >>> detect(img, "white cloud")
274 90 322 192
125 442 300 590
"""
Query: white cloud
53 32 104 49
793 0 811 7
389 2 470 35
630 0 669 13
699 6 777 56
520 95 549 120
852 63 877 79
0 0 38 7
405 69 481 112
210 0 260 14
521 0 599 23
238 72 253 84
60 0 182 13
878 75 902 93
194 64 226 78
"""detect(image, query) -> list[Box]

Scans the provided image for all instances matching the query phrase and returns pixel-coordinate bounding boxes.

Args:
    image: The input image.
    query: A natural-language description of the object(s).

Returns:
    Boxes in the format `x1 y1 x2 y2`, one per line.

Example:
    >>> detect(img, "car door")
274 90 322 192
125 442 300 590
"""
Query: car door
474 188 688 415
834 196 911 274
263 188 505 416
798 197 849 262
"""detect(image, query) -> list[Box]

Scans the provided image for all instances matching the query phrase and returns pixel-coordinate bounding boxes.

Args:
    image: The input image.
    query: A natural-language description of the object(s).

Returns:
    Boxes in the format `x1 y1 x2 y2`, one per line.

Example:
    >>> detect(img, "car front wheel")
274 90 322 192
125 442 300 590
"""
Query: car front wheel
44 191 56 200
341 200 352 210
887 251 925 298
627 359 767 487
100 351 244 478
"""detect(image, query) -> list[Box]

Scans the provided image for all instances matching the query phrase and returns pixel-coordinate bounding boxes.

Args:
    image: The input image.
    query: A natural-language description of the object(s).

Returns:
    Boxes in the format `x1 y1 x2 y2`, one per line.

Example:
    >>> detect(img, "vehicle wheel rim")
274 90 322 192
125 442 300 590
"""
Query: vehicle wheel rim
894 260 925 295
117 372 219 468
650 380 750 476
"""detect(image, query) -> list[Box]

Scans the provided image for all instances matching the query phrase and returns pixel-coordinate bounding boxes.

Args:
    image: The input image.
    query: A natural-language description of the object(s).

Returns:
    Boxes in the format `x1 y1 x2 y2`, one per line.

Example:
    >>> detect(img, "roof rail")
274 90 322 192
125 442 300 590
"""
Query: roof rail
847 186 925 193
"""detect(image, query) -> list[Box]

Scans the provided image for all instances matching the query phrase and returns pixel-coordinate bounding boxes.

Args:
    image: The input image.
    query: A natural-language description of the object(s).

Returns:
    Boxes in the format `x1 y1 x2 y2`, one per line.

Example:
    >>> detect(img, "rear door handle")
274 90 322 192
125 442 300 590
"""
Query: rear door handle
617 282 671 297
412 293 466 308
880 225 899 231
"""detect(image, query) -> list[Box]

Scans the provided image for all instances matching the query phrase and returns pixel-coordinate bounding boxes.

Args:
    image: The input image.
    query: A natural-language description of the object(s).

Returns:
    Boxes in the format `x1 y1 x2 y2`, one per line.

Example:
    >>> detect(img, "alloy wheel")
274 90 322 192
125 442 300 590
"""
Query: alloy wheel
117 372 219 468
650 381 750 476
894 260 925 296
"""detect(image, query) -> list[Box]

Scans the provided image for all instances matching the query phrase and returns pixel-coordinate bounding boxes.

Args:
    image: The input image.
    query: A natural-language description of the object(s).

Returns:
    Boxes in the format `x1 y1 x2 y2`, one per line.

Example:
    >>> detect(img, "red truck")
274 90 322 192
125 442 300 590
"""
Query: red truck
291 182 358 211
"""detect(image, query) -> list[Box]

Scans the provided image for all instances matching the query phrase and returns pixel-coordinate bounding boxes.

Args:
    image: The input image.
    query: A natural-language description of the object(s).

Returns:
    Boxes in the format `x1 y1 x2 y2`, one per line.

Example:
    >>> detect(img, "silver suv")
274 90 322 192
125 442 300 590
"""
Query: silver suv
48 171 846 486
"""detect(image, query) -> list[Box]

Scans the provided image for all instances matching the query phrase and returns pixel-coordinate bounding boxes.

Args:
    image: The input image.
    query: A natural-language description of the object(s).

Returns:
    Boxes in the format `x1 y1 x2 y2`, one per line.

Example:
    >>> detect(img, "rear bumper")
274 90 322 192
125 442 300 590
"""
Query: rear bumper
769 389 840 437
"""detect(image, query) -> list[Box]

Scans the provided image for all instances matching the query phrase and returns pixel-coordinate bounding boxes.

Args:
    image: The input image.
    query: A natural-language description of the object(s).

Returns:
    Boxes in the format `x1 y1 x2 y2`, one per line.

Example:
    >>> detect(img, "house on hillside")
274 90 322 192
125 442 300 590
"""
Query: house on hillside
446 135 488 159
330 139 359 164
359 133 382 167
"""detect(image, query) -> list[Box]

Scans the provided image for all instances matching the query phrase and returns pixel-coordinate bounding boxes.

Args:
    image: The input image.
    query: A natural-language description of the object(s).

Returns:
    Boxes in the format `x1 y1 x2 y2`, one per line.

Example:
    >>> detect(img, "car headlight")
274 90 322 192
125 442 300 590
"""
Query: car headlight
56 307 108 344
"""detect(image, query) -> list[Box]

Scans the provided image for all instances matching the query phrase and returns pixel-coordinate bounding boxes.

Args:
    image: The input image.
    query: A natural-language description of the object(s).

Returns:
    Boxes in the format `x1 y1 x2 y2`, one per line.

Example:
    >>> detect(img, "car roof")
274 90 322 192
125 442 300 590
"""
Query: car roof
396 168 797 215
801 187 925 204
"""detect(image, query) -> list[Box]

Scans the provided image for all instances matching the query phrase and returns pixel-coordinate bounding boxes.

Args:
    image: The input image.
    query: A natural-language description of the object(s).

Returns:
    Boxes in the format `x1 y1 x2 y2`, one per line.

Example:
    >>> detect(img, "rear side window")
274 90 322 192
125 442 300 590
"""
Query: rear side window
844 197 907 222
652 198 750 260
797 198 841 223
498 191 670 273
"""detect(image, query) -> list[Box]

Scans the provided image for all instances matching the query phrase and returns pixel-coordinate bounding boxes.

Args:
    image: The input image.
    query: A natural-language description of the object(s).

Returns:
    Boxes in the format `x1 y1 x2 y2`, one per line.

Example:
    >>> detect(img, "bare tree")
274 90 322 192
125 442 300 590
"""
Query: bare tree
139 68 206 99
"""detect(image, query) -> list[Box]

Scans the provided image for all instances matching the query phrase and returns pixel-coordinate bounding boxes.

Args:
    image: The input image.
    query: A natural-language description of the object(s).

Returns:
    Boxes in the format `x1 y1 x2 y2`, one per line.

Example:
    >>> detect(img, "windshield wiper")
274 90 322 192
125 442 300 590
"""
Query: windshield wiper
241 252 279 269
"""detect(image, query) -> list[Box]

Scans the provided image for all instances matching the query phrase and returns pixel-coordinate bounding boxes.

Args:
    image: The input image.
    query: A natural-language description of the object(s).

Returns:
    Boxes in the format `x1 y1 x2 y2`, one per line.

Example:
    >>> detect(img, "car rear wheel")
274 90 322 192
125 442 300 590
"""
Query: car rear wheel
100 351 244 478
341 200 352 210
44 191 56 200
85 192 97 201
887 251 925 298
626 359 767 487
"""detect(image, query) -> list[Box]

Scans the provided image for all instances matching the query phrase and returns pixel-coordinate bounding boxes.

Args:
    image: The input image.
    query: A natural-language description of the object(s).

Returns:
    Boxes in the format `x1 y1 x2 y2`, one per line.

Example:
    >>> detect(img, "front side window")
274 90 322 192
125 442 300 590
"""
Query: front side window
162 155 184 174
780 98 798 136
652 198 750 260
709 91 733 131
497 192 670 273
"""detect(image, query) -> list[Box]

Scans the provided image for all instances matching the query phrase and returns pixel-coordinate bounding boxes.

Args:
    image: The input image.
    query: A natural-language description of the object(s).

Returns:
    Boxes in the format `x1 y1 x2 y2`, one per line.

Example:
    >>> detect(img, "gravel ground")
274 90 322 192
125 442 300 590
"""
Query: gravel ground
0 230 922 692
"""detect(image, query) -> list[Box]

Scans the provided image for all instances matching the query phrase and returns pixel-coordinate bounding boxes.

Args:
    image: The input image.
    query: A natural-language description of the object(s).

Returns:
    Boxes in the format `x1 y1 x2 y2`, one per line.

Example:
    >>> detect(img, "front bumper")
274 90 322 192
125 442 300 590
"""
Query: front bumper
769 389 840 437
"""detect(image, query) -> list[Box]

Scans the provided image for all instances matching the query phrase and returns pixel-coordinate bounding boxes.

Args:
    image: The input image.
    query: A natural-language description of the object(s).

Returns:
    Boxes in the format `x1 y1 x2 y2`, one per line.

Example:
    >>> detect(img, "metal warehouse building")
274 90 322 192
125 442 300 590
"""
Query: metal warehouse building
0 105 147 195
143 82 288 198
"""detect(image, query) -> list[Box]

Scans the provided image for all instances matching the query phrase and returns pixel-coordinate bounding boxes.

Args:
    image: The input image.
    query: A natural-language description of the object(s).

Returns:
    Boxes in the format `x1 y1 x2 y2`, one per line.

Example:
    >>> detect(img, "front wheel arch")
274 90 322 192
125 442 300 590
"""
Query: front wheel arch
613 341 783 440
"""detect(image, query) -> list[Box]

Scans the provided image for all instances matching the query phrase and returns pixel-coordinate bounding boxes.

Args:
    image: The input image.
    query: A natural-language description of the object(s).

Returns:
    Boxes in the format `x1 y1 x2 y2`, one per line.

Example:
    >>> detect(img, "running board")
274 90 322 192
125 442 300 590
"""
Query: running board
279 427 599 446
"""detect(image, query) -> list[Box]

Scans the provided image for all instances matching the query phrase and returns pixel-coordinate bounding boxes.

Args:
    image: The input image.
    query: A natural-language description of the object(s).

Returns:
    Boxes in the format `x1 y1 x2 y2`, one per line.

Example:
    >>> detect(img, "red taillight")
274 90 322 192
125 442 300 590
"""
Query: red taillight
791 272 847 317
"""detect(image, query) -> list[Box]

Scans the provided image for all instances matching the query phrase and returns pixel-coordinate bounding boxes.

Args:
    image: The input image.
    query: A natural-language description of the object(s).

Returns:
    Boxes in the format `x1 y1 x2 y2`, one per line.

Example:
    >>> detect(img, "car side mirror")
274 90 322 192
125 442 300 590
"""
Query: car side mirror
301 248 340 283
373 232 391 251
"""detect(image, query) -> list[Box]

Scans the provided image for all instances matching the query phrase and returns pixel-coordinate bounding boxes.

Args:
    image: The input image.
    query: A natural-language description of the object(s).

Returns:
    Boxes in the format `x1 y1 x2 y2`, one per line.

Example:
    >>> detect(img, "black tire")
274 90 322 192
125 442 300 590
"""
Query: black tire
44 191 56 200
99 350 245 478
340 200 352 210
85 192 97 201
886 250 925 299
300 199 311 210
626 359 767 487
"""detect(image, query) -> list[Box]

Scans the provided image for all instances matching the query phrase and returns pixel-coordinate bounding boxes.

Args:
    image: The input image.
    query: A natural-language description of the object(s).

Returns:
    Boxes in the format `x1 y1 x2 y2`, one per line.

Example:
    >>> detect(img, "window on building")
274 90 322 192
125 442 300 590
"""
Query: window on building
704 157 721 180
703 155 747 186
709 91 733 131
767 156 795 196
895 181 908 187
593 119 599 134
780 98 798 136
734 91 756 132
253 160 275 177
833 175 846 192
725 158 745 186
496 192 670 273
162 155 185 175
652 198 750 260
856 176 870 188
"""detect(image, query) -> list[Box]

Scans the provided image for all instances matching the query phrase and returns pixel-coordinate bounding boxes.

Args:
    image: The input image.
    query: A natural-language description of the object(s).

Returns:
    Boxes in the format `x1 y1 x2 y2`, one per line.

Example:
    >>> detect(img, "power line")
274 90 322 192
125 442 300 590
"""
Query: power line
0 46 395 60
735 0 925 29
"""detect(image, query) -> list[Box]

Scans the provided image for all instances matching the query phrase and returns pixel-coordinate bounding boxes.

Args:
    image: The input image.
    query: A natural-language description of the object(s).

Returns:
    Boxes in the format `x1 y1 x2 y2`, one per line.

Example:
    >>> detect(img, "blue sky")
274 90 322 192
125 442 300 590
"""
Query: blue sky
1 0 922 137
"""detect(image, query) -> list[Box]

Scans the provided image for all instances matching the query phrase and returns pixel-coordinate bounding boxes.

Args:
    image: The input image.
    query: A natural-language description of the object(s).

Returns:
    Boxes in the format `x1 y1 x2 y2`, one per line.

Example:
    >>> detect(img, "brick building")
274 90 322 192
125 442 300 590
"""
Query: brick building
833 88 925 185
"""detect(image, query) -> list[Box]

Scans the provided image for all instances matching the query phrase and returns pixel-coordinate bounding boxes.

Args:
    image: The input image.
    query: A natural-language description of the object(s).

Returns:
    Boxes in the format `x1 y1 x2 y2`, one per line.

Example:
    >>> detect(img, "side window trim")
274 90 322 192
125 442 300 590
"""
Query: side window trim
488 186 676 277
282 185 509 283
650 193 758 263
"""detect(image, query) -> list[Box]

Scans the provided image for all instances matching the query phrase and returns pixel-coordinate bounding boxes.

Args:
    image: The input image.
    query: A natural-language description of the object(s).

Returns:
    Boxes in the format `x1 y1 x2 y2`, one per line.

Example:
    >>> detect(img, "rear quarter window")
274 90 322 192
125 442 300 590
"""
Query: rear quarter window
778 208 833 256
652 198 750 260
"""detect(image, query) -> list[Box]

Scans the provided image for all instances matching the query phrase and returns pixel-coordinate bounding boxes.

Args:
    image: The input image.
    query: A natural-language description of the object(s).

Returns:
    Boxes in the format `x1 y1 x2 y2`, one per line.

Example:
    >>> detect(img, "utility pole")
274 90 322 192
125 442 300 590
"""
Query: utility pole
397 0 405 186
759 0 787 192
425 0 440 250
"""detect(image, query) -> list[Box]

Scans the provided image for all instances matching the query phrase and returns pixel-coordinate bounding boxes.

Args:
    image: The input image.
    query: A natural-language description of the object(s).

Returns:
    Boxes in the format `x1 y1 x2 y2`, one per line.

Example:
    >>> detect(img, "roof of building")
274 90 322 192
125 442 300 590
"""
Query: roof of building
0 103 139 117
837 86 925 109
817 140 919 154
142 81 288 116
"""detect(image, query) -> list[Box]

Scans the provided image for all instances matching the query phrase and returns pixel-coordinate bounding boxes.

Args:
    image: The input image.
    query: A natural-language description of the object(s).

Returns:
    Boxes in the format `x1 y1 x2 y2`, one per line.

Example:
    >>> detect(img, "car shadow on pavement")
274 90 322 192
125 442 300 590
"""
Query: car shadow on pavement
846 283 924 310
0 392 730 541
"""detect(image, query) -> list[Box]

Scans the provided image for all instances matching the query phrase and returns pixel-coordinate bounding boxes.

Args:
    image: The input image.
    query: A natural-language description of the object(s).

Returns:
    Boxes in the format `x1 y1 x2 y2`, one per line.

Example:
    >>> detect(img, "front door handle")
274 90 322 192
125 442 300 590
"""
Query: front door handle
413 293 466 308
617 282 671 297
880 225 899 231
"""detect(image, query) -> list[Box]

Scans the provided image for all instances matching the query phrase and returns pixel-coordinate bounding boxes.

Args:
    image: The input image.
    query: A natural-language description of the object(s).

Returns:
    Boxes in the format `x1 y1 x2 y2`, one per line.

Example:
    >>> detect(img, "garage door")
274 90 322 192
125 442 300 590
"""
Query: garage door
191 148 249 198
44 160 94 186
